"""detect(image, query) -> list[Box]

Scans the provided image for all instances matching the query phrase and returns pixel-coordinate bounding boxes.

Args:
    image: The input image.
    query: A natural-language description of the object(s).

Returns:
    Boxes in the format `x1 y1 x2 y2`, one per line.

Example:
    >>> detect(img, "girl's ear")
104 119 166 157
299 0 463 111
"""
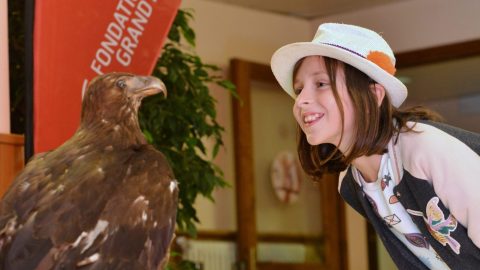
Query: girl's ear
370 83 386 107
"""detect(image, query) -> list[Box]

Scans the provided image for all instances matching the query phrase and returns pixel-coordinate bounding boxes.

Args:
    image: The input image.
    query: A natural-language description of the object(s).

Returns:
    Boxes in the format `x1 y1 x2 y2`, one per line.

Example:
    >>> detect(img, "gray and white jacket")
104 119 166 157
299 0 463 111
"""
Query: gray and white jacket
338 121 480 270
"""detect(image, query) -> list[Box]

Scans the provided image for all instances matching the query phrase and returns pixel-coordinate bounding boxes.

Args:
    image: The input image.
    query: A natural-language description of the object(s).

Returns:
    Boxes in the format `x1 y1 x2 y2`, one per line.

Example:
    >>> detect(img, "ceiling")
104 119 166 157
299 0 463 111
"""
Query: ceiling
203 0 408 20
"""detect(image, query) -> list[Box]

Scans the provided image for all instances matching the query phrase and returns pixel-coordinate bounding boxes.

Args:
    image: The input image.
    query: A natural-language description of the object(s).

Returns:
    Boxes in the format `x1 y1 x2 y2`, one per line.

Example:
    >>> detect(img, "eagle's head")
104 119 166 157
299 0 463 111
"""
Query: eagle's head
80 73 166 129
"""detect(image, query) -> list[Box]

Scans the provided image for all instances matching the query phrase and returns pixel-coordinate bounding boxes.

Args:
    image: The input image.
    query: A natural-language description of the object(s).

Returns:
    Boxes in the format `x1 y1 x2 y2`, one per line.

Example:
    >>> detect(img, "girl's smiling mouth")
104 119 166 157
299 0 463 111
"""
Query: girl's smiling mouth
302 112 323 127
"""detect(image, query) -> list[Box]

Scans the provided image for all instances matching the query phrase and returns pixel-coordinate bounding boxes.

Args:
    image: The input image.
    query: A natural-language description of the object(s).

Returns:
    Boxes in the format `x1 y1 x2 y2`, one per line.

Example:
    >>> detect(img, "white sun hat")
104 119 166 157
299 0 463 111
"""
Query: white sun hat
271 23 407 108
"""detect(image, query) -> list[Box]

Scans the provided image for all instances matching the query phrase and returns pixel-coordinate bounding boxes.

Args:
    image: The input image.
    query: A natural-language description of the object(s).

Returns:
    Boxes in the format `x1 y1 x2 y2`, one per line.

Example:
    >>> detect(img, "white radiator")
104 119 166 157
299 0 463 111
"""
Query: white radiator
178 238 237 270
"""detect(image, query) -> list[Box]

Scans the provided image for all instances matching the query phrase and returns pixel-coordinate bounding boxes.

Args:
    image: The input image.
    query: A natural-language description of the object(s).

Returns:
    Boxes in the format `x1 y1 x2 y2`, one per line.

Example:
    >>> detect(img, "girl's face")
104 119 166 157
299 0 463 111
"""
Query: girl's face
292 56 355 152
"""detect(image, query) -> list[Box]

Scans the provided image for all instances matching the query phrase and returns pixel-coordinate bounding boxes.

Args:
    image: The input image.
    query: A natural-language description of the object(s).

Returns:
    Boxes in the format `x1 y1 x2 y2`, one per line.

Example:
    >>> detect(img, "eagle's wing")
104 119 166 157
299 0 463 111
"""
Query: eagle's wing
0 151 53 257
0 145 117 269
1 145 178 270
0 151 49 221
61 146 179 270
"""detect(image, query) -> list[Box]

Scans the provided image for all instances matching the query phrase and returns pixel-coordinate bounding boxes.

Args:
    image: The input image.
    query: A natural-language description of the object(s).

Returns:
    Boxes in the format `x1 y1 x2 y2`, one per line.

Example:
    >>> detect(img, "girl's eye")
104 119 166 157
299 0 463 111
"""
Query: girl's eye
316 81 328 88
293 87 303 95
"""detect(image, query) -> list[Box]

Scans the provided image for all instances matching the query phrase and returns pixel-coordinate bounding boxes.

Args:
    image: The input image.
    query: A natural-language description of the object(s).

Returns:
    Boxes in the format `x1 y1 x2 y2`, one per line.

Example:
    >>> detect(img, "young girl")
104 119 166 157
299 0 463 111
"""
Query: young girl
271 23 480 269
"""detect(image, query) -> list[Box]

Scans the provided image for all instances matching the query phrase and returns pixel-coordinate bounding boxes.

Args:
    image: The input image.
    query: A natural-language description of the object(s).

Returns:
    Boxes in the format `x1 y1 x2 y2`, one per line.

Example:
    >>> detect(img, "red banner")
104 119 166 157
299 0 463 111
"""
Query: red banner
33 0 180 153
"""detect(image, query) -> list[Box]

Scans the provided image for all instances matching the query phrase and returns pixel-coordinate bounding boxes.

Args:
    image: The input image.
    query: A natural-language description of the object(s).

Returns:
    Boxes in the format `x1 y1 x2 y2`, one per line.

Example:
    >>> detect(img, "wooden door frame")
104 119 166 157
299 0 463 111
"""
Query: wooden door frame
230 59 348 270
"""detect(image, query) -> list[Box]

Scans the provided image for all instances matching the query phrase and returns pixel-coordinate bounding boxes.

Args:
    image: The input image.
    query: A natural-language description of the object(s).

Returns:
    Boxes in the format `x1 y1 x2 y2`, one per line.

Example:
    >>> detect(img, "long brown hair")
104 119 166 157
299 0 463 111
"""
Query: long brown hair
294 56 442 181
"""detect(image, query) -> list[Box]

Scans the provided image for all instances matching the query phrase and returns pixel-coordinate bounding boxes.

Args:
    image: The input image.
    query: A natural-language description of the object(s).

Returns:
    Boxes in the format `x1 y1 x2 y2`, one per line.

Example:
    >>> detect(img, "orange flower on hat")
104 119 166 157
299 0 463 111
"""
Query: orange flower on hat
367 51 396 75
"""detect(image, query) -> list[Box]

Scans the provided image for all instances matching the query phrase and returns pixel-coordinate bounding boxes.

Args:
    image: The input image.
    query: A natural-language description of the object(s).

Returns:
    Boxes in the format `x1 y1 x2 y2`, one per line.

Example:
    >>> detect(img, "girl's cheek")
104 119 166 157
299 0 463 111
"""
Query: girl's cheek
295 117 302 126
292 106 301 124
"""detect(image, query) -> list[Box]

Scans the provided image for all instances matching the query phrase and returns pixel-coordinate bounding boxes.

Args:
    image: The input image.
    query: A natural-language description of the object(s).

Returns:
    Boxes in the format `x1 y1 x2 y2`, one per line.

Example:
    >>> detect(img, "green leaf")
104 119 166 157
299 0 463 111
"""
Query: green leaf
182 27 196 47
212 142 220 158
217 79 236 90
194 68 208 78
142 129 154 143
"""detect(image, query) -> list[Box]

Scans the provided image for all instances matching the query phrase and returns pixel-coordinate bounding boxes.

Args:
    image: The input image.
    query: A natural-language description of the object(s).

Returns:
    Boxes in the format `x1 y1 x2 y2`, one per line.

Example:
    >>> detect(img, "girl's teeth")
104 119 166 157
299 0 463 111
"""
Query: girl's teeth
304 114 320 123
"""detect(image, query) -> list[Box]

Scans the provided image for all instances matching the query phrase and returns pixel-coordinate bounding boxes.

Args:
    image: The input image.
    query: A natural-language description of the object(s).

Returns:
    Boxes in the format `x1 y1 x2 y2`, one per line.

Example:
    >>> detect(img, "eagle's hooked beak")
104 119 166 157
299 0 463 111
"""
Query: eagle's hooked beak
132 76 167 98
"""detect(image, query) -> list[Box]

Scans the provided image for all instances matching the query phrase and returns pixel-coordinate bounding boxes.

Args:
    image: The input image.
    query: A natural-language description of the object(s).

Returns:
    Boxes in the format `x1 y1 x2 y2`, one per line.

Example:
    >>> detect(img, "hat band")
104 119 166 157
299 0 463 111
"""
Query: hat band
320 42 396 75
321 42 365 58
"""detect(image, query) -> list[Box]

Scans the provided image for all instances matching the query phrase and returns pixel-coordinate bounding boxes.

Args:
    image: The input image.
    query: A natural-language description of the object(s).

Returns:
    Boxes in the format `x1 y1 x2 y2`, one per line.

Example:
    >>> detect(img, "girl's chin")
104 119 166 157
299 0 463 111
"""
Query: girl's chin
306 134 338 147
305 135 323 146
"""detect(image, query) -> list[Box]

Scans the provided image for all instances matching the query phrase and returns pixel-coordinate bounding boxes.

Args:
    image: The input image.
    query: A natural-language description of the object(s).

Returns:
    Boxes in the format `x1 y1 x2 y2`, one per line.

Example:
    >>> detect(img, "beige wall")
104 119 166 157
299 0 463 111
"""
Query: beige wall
313 0 480 53
181 0 311 66
1 0 10 133
180 0 479 270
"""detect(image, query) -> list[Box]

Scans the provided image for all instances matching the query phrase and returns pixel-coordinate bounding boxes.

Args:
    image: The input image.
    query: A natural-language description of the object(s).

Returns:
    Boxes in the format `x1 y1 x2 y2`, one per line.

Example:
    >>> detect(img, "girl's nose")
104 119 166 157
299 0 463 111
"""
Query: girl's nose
294 89 312 108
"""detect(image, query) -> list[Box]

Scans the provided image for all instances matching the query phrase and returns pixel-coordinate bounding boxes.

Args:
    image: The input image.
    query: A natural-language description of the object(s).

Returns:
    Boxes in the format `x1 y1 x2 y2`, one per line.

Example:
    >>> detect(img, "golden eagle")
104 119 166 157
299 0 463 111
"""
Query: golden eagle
0 73 178 269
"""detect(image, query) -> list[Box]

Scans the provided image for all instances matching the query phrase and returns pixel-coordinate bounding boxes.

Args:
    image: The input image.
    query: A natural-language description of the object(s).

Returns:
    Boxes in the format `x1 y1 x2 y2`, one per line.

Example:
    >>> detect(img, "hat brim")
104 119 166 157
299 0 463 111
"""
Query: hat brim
271 42 407 108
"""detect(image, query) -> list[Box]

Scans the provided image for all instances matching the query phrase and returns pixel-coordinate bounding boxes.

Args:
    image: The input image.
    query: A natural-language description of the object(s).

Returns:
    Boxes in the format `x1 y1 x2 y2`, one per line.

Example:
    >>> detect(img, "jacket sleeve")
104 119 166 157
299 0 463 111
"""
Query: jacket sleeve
399 122 480 248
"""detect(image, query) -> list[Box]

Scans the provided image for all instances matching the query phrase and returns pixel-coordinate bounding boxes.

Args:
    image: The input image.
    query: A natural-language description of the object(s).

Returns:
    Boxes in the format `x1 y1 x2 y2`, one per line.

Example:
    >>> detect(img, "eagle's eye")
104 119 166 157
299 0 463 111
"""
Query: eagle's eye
116 80 127 89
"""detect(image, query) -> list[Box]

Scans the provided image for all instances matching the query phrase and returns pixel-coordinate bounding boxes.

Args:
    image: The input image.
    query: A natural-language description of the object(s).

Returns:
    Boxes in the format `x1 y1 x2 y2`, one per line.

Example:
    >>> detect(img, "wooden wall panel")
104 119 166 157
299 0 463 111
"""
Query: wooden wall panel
0 133 24 196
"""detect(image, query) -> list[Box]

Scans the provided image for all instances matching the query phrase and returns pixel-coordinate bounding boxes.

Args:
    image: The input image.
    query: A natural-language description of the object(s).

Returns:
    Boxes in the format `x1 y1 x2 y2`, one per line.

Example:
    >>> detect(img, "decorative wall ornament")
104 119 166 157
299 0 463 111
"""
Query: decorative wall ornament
270 151 302 204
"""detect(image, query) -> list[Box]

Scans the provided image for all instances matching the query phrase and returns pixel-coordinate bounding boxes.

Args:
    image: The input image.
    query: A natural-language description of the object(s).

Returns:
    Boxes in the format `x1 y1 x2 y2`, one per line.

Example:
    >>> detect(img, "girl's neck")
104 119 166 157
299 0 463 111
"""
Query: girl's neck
351 154 383 183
